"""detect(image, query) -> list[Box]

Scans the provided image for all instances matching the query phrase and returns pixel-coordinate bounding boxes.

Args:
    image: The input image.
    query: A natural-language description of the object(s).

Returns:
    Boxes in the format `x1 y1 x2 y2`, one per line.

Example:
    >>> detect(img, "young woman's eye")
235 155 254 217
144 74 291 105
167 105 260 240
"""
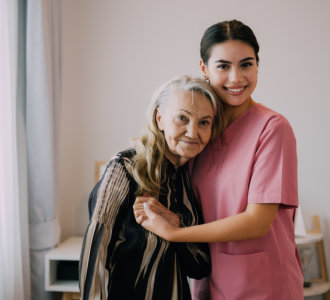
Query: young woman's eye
217 64 229 70
241 62 253 68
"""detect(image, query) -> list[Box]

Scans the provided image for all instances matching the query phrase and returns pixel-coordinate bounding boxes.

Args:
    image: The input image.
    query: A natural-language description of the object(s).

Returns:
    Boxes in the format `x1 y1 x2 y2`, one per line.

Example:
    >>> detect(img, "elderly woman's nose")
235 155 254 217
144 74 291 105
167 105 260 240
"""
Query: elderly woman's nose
186 122 198 138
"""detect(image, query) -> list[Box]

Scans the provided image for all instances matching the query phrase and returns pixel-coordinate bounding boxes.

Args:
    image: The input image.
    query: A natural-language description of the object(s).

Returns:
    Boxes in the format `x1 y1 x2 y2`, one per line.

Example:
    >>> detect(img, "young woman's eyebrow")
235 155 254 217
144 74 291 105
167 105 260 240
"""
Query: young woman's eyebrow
214 57 255 64
214 59 231 64
240 57 255 63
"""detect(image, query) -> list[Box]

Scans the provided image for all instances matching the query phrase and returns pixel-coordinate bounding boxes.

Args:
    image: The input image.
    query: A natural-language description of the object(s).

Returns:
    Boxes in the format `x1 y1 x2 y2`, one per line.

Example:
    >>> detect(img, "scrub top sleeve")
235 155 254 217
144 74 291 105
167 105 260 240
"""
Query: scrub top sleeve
248 116 298 207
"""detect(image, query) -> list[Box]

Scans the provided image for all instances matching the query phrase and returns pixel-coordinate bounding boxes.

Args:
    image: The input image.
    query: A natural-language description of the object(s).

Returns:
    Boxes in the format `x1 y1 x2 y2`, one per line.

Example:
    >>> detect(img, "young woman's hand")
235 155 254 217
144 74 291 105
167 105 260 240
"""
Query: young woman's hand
133 194 180 228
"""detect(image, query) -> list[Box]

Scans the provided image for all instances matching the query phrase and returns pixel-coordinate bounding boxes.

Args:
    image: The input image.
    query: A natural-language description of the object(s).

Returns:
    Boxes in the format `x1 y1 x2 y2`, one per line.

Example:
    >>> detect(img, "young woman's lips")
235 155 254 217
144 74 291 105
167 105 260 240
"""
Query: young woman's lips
224 86 246 95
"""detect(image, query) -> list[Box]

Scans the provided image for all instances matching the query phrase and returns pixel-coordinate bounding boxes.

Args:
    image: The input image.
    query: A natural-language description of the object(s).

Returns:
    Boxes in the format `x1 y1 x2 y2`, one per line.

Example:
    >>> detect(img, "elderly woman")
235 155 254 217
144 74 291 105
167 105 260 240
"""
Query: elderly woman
79 75 222 300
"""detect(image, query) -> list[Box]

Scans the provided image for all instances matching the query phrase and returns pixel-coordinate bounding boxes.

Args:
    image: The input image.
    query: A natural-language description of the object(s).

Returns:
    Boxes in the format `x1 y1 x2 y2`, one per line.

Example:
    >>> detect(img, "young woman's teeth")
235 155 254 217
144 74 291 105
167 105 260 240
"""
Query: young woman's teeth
227 87 244 92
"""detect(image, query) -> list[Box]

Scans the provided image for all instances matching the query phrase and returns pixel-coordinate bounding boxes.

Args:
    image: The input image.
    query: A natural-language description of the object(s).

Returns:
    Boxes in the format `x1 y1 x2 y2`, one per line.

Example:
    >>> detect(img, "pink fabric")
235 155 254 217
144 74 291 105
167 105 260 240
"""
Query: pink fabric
190 104 303 300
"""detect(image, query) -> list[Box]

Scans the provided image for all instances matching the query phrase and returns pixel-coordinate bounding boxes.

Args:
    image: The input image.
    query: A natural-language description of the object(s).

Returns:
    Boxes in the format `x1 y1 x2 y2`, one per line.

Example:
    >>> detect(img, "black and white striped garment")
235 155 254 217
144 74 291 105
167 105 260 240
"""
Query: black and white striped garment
79 149 210 300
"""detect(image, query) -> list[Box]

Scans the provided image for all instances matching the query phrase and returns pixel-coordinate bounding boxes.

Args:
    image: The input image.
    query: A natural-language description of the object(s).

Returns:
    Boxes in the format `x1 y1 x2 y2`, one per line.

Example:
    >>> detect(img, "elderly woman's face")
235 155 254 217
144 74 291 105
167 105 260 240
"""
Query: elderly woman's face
156 90 214 167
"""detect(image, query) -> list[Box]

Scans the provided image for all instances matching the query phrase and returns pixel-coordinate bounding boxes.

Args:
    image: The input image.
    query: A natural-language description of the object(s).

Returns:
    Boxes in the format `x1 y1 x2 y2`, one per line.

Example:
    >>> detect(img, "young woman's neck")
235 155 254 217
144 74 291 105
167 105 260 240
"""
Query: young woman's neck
222 98 256 131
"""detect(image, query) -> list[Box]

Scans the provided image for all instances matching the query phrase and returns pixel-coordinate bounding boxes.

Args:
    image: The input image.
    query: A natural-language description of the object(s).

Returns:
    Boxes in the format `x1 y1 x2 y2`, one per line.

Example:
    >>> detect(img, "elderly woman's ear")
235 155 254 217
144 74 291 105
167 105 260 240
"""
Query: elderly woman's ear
156 108 164 131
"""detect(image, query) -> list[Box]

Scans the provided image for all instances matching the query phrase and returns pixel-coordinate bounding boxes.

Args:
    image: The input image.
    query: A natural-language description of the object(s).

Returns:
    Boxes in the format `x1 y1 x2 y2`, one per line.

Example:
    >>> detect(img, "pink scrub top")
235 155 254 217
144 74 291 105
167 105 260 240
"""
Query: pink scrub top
190 103 304 300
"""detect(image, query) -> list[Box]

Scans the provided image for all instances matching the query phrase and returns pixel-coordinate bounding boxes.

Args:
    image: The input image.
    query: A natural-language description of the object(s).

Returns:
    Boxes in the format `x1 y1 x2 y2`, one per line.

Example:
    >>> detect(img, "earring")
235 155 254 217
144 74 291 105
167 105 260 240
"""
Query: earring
204 74 210 84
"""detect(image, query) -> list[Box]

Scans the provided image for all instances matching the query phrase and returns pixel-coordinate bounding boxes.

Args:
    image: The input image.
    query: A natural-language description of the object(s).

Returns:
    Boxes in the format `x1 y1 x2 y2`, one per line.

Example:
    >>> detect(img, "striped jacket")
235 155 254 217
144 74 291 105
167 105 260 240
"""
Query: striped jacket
79 149 210 300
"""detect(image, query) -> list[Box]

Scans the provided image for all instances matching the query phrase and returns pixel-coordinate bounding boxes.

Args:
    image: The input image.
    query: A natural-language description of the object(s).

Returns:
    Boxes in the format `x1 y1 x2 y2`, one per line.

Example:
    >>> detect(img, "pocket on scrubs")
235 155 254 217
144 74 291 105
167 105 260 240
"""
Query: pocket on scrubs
212 251 272 300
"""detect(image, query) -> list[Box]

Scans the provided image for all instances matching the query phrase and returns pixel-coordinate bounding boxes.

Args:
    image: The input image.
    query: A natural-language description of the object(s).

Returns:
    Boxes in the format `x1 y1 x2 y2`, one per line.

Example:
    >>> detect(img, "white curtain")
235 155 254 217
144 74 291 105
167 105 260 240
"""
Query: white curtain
0 0 30 299
26 0 61 299
1 0 61 299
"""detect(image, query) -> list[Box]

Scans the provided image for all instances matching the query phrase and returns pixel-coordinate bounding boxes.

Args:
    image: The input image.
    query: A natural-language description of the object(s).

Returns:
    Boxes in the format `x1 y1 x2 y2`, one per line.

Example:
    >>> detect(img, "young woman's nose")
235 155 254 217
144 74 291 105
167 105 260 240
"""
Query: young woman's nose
229 67 242 83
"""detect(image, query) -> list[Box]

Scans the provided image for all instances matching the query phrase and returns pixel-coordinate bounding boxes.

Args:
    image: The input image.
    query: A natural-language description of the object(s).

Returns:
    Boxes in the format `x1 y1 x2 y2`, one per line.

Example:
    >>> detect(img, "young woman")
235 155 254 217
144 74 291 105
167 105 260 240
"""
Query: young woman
79 75 222 300
134 20 304 300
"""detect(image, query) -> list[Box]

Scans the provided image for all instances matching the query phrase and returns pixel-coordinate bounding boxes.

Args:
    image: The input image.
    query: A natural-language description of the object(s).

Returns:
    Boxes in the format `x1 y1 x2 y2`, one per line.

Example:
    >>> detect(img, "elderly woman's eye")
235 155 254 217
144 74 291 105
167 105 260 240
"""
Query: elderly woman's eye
178 115 187 121
200 120 210 126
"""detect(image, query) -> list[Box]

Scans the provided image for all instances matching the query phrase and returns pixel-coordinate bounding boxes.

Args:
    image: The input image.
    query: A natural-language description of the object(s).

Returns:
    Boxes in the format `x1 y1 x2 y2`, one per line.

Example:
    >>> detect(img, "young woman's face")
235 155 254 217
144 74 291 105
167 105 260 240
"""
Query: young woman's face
201 40 258 108
156 90 214 166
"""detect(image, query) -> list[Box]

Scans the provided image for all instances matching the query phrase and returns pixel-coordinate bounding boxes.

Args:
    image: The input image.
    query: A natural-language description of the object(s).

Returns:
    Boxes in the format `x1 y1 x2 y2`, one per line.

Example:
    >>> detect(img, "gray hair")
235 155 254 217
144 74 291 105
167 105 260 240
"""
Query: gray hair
132 75 222 197
149 75 222 139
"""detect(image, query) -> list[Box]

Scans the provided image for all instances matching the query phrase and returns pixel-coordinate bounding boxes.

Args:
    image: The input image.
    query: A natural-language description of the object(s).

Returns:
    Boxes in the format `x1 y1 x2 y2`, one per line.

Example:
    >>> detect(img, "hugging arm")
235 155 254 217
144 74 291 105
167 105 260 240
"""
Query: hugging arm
141 190 279 242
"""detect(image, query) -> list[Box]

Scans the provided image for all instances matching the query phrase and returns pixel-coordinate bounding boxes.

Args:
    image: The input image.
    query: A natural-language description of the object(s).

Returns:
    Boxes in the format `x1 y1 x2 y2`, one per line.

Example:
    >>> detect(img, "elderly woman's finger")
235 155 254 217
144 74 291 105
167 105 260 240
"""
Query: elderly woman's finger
134 206 146 216
133 202 145 211
134 207 144 215
134 195 180 227
135 196 150 204
136 214 148 224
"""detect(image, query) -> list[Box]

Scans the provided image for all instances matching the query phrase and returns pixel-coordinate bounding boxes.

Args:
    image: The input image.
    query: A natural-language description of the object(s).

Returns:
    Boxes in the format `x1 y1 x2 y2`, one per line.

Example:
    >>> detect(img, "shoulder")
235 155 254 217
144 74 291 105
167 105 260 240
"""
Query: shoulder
99 148 136 183
109 148 136 171
97 149 135 200
90 150 136 222
253 104 295 137
254 103 291 126
111 148 135 161
251 105 297 150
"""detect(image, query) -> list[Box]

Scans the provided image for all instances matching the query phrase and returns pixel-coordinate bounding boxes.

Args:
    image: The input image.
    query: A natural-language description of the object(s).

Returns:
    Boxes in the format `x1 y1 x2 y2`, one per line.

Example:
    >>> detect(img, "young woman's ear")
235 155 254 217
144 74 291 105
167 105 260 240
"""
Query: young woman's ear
200 59 209 80
156 108 164 131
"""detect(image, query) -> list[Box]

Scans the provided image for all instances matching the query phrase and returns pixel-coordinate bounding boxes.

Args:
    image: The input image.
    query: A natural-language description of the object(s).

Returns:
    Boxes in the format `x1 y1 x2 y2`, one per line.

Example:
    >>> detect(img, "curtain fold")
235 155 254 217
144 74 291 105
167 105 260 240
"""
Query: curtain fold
1 0 61 298
0 0 30 299
17 0 32 298
25 0 62 299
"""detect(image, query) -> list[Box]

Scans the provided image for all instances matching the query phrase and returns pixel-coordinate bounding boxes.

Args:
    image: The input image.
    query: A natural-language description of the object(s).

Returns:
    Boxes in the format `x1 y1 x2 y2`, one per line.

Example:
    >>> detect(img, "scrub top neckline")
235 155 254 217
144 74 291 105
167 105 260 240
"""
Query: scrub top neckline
221 103 261 141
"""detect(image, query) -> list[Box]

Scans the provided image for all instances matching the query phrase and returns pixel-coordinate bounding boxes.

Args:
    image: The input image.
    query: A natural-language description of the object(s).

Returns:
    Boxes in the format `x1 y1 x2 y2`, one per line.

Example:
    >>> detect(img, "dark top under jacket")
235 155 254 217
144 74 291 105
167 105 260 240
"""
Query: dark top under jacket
79 149 210 300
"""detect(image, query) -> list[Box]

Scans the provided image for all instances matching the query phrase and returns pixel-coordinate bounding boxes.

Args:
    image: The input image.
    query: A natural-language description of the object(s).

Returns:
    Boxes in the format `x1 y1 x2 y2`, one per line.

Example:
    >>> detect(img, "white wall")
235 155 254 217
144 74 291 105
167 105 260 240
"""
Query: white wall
60 0 330 294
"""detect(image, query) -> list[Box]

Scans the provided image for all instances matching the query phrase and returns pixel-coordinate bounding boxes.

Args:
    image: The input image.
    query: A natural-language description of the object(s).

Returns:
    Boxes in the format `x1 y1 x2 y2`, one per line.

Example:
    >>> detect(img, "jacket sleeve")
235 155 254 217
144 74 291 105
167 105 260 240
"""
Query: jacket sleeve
88 179 102 221
79 158 131 300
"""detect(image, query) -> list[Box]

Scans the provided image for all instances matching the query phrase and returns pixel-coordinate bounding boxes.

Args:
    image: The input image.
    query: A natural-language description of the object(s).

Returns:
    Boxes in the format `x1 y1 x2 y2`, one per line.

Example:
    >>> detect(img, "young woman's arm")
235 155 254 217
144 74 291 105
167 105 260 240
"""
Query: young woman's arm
135 198 279 243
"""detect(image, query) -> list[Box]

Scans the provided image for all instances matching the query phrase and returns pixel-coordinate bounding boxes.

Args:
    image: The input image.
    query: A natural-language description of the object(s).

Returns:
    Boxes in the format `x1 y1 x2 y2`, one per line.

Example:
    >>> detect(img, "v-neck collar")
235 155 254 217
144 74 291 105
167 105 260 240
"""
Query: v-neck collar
221 103 261 144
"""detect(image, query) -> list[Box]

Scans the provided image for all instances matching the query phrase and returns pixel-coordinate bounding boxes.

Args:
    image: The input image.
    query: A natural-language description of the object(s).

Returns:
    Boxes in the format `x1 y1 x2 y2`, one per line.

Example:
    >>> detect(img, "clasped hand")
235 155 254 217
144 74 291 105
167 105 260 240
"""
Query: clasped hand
133 194 180 240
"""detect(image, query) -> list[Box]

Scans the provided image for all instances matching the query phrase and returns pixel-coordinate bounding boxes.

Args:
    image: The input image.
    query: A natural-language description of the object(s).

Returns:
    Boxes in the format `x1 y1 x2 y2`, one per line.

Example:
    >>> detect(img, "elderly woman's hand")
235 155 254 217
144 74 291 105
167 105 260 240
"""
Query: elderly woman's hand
136 201 181 241
133 194 180 227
